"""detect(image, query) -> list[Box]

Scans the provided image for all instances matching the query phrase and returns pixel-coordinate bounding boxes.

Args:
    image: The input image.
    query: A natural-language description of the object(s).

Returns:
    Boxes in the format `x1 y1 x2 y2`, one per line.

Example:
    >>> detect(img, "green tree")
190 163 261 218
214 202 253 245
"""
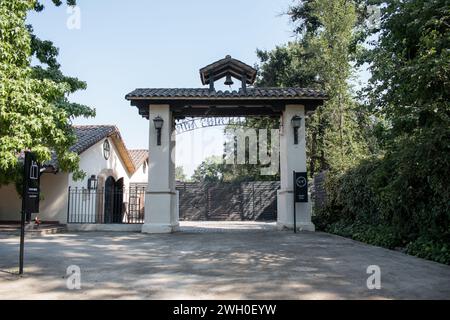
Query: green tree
363 0 450 243
175 166 187 182
308 0 369 172
287 0 373 54
30 0 94 120
220 118 281 182
256 0 371 176
255 42 321 88
0 0 94 186
191 156 224 183
314 0 450 264
364 0 449 140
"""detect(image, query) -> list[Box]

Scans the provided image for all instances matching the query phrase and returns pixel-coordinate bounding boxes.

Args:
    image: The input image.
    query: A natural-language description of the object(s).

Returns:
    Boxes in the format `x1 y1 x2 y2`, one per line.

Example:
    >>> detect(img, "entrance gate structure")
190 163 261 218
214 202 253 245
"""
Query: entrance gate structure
125 55 325 233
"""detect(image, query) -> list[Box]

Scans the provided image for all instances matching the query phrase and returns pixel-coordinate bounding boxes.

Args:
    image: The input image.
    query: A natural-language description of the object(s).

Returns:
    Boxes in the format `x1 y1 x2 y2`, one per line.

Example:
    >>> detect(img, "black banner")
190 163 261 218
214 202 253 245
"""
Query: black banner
23 152 40 215
0 300 442 319
293 171 308 203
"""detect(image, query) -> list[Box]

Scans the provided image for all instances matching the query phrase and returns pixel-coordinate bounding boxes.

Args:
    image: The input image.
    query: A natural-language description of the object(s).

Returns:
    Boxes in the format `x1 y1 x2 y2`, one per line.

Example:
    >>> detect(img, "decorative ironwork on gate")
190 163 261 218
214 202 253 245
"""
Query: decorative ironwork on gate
67 186 146 224
175 117 254 134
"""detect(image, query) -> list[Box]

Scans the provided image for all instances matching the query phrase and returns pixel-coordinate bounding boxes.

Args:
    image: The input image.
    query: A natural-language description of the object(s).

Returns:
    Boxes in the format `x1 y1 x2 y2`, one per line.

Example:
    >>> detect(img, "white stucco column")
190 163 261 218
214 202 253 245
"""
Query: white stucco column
277 104 315 231
142 104 179 233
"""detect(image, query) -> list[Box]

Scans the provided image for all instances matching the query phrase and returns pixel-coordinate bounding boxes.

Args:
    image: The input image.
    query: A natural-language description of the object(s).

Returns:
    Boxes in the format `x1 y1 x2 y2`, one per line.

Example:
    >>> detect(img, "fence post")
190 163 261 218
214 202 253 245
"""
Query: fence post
252 182 255 219
75 187 78 223
239 182 244 220
205 183 209 220
67 186 71 223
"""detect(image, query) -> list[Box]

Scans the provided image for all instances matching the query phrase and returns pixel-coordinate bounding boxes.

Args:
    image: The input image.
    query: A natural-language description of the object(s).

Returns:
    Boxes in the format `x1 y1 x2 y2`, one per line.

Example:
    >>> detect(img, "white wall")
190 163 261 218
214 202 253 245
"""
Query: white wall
69 137 132 189
0 184 21 221
130 161 148 184
0 173 69 223
40 172 69 223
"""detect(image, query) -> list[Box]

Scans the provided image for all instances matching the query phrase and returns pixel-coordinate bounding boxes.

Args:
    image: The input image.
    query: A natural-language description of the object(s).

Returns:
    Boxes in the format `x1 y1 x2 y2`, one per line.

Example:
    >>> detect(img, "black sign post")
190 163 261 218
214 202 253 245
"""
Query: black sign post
19 152 40 275
293 171 308 233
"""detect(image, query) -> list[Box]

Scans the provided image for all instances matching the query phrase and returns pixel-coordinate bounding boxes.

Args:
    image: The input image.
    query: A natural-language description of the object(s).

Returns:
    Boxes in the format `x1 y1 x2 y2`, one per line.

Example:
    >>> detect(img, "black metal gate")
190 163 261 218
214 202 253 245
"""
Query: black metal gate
67 181 279 223
67 186 145 224
176 181 279 221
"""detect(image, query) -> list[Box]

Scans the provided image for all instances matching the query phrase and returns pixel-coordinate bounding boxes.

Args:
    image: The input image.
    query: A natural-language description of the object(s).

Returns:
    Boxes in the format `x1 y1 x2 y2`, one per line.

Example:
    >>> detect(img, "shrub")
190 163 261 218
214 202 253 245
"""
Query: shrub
406 237 450 265
326 222 401 249
313 127 450 264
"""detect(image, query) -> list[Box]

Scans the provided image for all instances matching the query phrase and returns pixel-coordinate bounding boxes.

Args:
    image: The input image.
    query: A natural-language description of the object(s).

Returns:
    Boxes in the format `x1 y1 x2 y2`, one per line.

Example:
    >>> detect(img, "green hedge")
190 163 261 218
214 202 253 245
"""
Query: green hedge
326 222 401 249
313 127 450 264
406 236 450 265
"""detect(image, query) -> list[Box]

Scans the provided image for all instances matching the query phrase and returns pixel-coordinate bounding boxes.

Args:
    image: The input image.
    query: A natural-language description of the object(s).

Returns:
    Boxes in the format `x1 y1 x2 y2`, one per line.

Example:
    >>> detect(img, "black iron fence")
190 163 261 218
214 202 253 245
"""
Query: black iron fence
67 181 280 224
67 187 146 224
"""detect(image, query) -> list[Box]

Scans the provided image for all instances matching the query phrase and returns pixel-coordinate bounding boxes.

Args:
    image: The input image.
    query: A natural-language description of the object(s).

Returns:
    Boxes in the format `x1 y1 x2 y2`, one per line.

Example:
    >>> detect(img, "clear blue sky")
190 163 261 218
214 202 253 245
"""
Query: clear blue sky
26 0 297 176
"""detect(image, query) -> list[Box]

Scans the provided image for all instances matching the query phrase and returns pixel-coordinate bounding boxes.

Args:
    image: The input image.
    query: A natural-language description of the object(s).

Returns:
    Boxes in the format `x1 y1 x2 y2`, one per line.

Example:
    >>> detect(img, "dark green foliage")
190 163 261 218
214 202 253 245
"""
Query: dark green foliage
287 0 372 38
191 153 280 183
315 126 450 263
0 0 95 187
326 222 401 249
255 42 321 88
313 0 450 264
256 0 372 177
191 156 224 183
364 0 450 140
33 0 76 12
406 236 450 265
28 12 95 120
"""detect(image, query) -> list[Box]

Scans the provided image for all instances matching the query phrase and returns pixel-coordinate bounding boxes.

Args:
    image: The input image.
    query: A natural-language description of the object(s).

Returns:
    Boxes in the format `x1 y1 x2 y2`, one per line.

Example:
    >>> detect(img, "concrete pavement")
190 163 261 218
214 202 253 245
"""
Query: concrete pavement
1 222 449 299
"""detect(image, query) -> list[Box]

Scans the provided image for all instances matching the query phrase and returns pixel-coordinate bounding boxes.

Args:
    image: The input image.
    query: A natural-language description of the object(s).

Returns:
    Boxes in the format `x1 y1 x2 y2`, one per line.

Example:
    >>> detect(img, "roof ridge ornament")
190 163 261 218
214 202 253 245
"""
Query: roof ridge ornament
199 55 257 92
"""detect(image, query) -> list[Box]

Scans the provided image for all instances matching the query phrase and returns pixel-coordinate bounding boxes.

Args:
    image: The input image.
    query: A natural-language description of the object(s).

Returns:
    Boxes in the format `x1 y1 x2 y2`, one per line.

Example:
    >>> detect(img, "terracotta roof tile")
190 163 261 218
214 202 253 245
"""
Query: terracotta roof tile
128 149 148 169
46 125 139 175
71 125 118 154
125 87 326 100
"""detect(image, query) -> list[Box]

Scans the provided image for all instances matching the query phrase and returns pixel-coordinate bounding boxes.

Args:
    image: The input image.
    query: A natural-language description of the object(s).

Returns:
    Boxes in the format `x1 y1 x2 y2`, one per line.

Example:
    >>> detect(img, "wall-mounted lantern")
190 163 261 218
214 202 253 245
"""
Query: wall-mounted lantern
291 115 302 145
153 116 164 146
87 175 98 190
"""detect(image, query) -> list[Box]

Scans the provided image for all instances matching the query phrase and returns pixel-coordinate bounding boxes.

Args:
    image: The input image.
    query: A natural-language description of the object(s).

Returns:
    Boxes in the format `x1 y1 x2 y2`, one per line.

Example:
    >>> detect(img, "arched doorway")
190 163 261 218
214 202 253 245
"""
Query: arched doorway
104 176 115 223
113 178 124 223
104 176 124 223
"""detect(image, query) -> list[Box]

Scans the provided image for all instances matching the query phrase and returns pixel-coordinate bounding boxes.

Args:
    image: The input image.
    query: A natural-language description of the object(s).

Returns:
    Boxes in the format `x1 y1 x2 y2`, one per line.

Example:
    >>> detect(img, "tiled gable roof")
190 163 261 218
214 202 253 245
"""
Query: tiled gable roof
199 55 258 85
46 125 140 175
71 125 118 154
125 87 326 99
128 149 148 169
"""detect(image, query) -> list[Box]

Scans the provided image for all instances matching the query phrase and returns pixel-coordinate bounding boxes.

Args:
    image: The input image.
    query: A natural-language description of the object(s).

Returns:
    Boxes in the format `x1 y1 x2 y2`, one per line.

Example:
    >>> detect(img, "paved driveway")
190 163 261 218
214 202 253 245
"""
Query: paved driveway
1 222 450 299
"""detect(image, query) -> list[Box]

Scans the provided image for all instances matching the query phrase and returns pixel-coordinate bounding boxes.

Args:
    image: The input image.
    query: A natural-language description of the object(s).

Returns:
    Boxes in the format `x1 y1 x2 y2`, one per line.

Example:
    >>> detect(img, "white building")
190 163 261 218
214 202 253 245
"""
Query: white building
0 125 148 224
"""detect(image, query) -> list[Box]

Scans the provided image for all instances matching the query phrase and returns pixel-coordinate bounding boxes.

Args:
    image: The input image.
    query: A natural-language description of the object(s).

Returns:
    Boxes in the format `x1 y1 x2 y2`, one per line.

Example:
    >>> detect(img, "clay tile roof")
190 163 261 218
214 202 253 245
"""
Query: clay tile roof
199 55 258 85
125 87 326 99
47 125 137 174
128 149 149 169
71 125 118 154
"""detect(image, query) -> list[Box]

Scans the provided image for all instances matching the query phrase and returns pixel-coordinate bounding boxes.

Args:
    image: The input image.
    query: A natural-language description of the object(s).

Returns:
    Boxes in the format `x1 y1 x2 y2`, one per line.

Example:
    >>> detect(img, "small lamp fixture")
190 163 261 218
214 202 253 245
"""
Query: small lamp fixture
87 175 98 190
153 116 164 146
291 115 302 145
